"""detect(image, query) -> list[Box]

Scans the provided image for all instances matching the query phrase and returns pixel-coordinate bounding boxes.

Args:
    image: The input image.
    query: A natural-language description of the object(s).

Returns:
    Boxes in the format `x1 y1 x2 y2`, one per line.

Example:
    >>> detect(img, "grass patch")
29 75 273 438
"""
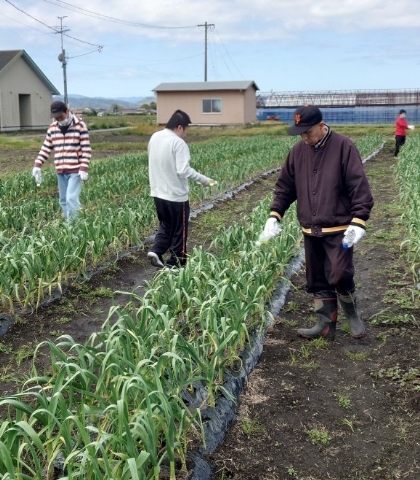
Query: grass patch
372 365 420 389
55 316 72 325
334 393 352 409
87 287 114 298
383 289 420 309
241 418 268 438
344 349 369 361
284 301 299 312
301 360 320 370
370 309 417 326
283 319 298 328
341 417 356 433
90 141 149 151
14 343 36 367
0 135 41 150
0 342 13 354
307 427 331 445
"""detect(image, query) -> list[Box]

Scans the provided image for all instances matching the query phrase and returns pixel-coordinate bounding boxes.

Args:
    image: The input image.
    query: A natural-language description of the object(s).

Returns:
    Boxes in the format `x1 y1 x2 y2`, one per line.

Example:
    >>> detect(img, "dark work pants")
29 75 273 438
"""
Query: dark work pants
151 197 189 266
394 135 406 156
304 234 355 296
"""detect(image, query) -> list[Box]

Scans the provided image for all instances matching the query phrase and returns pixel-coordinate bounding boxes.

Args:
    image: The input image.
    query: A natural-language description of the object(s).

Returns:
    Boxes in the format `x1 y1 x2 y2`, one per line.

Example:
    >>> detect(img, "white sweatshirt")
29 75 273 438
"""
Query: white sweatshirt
148 128 209 202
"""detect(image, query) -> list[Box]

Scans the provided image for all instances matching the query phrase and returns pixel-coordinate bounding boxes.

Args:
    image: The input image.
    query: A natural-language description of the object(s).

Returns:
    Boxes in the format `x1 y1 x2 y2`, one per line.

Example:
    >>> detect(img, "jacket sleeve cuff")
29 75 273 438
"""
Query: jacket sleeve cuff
350 218 366 230
270 211 282 221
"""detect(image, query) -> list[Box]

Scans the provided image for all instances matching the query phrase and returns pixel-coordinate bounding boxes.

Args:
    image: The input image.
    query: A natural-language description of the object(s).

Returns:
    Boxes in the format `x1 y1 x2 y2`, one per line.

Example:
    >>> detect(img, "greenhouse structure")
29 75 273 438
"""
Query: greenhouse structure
256 89 420 123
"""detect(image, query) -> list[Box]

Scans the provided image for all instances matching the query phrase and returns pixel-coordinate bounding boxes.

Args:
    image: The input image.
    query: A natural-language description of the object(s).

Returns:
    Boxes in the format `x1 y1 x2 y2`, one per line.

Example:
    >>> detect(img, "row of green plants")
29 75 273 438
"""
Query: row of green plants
0 135 301 313
395 135 420 280
0 194 302 479
0 133 384 313
0 134 385 478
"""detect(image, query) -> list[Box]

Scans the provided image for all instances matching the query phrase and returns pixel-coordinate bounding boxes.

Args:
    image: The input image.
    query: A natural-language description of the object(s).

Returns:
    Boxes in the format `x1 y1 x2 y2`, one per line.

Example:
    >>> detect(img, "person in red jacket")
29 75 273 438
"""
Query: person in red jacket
394 109 414 157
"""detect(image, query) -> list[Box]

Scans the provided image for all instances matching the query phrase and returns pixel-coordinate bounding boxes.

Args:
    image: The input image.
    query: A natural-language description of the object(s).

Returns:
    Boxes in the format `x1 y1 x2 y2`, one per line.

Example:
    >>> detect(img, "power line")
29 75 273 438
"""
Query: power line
67 49 105 59
41 0 197 29
1 10 51 34
0 9 94 54
5 0 103 50
5 0 57 31
213 27 245 80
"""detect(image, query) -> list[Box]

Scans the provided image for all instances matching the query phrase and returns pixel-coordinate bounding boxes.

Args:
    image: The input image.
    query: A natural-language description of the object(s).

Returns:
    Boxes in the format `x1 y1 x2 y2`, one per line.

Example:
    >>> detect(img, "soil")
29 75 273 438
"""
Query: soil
0 134 419 480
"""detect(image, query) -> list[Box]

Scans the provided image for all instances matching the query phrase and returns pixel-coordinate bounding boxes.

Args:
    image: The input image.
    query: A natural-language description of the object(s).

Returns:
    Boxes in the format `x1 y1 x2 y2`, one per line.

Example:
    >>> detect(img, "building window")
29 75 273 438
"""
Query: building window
202 98 222 114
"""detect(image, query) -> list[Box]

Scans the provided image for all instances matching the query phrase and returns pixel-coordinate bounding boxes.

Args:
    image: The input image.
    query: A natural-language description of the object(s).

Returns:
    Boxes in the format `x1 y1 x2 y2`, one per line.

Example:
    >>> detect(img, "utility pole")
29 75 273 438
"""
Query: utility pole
198 22 214 81
57 16 69 106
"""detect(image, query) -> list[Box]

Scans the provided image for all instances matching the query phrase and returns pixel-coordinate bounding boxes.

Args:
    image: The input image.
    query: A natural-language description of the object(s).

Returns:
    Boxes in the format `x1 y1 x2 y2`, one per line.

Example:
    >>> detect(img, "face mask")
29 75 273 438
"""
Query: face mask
58 113 73 126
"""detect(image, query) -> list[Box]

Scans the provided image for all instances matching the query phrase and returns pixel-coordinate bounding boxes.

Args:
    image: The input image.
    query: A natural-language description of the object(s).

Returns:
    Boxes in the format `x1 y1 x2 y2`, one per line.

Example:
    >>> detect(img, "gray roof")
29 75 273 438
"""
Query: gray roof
153 80 259 92
0 50 60 94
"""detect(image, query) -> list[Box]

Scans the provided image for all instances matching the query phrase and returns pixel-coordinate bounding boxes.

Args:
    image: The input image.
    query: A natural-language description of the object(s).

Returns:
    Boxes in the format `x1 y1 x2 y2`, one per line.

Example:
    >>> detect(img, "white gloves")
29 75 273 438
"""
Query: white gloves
342 225 365 249
257 217 282 245
32 167 42 186
203 178 217 187
79 171 89 181
408 125 415 130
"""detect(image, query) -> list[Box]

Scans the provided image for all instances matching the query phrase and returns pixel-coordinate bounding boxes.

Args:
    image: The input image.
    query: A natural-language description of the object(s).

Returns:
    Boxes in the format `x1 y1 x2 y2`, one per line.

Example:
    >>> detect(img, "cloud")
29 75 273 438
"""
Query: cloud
2 0 420 97
5 0 420 45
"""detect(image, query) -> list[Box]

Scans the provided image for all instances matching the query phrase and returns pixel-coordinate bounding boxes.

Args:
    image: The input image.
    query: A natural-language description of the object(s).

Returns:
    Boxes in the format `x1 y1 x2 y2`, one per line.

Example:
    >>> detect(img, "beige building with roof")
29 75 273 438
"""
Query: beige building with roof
0 50 60 131
153 81 259 126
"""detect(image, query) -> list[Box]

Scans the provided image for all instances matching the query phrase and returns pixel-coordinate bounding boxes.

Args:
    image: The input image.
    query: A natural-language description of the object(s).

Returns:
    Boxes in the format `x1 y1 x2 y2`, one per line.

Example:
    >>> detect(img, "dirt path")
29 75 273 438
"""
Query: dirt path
1 137 418 480
208 143 420 480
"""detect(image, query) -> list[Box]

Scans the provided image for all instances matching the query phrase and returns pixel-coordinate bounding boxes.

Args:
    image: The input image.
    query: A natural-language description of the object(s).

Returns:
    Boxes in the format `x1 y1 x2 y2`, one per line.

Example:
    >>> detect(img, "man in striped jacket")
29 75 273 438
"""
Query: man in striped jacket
32 101 92 219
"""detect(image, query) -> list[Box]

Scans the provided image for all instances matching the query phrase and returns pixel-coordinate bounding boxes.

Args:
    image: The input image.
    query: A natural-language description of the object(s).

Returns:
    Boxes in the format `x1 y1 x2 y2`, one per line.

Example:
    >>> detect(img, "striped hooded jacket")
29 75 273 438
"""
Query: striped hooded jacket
34 116 92 174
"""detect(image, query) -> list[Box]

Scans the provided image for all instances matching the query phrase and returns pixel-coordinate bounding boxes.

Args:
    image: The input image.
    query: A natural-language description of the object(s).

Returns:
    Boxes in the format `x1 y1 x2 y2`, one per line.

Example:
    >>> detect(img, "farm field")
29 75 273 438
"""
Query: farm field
0 122 419 479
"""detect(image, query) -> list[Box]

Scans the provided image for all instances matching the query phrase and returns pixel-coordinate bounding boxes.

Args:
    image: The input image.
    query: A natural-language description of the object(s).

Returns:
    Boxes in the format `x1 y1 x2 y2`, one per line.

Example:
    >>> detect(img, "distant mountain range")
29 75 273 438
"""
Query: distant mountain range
53 94 155 110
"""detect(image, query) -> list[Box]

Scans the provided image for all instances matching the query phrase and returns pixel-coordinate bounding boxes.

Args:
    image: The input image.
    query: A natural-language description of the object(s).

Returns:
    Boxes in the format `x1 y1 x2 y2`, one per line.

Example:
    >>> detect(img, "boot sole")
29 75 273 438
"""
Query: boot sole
351 329 367 339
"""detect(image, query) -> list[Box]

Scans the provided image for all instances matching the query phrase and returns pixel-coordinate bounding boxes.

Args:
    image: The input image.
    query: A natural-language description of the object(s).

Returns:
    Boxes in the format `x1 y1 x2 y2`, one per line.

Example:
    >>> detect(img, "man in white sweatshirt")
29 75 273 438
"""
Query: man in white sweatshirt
147 109 215 268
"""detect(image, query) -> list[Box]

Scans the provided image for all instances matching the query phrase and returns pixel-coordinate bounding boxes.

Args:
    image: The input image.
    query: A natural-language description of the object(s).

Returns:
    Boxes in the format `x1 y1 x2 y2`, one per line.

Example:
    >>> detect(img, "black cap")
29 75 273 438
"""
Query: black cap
399 109 407 115
50 101 67 118
287 105 323 135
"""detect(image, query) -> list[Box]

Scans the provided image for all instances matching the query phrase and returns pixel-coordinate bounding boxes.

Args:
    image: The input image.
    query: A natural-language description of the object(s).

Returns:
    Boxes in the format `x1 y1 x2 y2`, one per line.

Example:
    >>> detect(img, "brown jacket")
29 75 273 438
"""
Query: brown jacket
270 130 374 236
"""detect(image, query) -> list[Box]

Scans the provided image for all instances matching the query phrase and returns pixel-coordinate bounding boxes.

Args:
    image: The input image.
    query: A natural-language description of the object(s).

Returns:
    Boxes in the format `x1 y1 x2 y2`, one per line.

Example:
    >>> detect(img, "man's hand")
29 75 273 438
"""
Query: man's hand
79 171 89 181
32 167 42 185
203 178 217 187
343 225 365 246
256 217 282 244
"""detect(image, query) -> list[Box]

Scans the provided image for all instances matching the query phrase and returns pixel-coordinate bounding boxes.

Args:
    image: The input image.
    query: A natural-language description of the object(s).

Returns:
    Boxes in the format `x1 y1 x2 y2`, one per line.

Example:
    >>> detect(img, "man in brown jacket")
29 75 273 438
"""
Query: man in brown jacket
260 105 374 340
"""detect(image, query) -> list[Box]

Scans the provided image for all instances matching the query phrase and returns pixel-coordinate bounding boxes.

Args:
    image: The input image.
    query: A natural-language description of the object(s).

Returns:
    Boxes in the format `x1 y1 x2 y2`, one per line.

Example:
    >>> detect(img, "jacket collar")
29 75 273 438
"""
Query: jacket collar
314 125 331 151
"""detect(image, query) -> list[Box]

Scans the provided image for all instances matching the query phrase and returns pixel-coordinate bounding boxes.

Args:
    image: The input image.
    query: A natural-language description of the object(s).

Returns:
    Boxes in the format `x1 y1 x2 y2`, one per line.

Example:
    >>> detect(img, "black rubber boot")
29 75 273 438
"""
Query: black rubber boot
337 291 366 339
298 291 338 340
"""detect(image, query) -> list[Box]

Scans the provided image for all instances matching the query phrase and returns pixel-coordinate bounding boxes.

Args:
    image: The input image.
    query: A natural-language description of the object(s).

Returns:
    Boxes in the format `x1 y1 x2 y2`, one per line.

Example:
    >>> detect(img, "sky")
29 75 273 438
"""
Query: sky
1 0 420 100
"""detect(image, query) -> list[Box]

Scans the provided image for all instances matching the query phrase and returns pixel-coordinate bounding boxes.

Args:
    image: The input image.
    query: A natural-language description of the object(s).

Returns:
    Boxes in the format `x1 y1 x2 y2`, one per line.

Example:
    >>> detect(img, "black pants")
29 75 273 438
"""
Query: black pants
151 197 190 266
304 234 355 296
394 135 406 156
